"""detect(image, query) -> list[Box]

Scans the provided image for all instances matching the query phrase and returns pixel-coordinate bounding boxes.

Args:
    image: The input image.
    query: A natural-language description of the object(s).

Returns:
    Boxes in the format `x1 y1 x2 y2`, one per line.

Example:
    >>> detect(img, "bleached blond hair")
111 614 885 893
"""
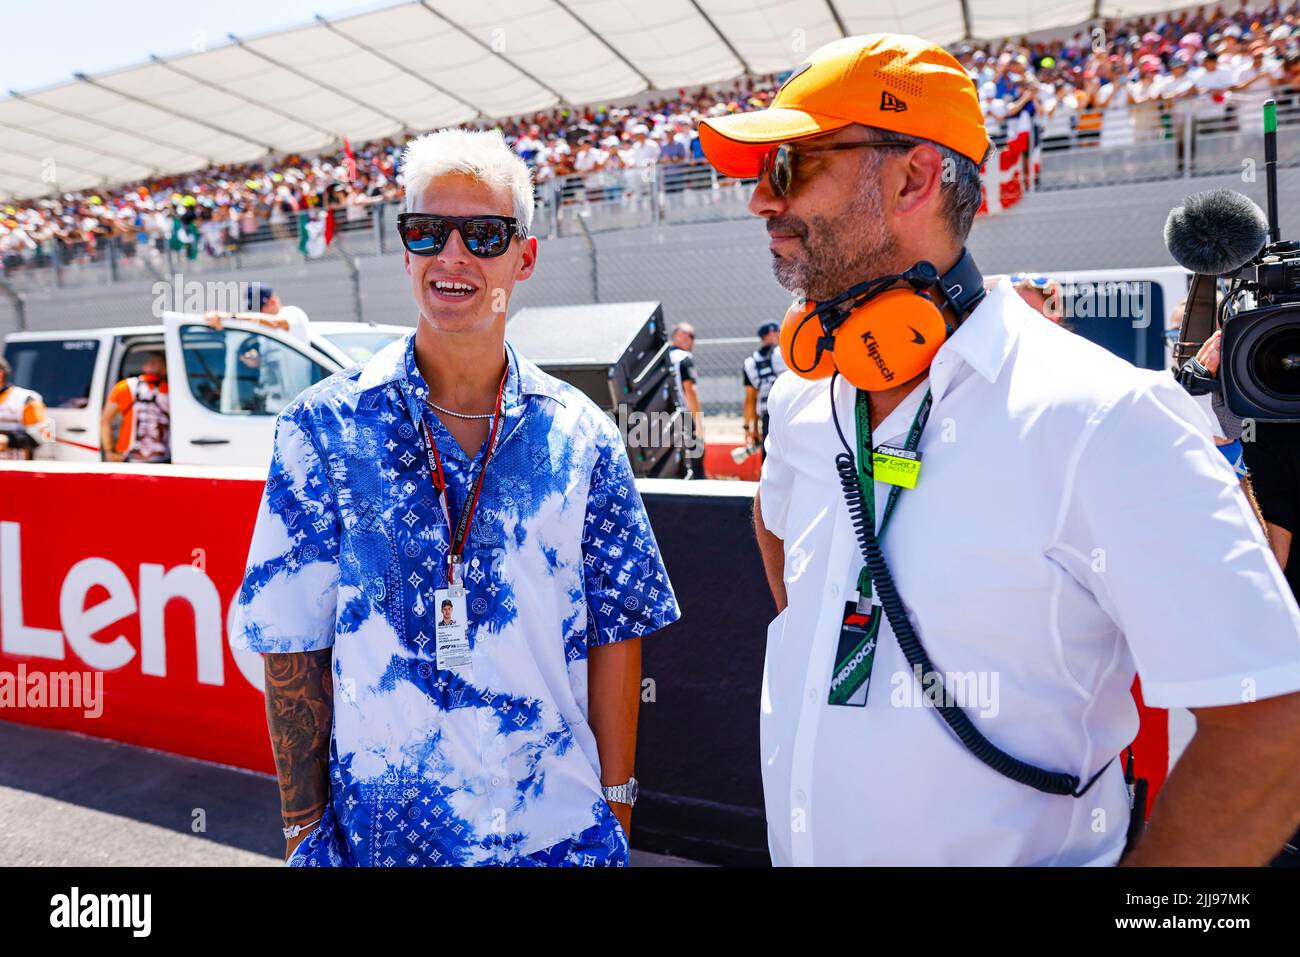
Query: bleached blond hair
400 128 535 235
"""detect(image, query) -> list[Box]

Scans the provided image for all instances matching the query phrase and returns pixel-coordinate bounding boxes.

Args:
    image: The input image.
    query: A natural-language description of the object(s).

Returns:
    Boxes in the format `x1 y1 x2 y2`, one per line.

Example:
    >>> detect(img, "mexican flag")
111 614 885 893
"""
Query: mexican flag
169 216 198 260
298 208 335 259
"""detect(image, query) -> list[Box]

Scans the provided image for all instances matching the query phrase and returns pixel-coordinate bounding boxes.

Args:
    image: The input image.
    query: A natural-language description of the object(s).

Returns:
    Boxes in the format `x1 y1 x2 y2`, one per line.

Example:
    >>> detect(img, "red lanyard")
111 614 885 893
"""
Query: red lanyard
421 365 508 588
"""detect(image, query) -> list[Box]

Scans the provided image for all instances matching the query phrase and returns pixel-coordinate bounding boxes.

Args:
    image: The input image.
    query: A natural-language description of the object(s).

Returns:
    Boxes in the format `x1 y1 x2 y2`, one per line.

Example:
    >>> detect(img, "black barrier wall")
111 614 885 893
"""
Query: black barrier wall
633 483 774 866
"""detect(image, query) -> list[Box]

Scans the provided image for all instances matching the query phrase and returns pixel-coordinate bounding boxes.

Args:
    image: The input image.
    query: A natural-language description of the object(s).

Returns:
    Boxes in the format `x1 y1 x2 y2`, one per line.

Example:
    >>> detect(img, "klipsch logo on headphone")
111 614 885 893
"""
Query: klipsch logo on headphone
880 91 908 112
860 330 896 383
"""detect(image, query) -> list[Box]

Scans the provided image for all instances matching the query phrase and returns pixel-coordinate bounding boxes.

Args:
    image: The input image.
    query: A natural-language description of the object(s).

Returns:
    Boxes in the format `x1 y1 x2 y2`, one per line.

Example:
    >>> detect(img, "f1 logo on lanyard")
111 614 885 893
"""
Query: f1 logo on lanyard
421 366 508 677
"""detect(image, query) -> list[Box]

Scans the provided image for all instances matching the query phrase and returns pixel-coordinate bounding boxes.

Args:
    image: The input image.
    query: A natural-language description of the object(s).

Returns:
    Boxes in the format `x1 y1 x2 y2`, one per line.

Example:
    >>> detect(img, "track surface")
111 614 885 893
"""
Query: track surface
0 721 705 867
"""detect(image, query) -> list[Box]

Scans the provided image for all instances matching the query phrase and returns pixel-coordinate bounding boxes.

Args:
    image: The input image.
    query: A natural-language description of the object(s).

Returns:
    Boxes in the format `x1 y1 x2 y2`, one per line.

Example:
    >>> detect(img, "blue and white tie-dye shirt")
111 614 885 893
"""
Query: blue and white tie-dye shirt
232 332 681 865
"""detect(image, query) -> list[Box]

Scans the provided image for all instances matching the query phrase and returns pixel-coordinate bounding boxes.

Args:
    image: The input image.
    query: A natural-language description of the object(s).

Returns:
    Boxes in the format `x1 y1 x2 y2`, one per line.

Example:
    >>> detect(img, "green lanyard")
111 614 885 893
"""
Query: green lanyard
827 386 933 707
852 387 932 603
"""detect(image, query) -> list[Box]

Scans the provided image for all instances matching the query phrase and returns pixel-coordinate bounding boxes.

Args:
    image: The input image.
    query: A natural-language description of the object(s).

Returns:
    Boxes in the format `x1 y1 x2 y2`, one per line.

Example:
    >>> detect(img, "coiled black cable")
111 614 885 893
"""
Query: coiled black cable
834 449 1110 797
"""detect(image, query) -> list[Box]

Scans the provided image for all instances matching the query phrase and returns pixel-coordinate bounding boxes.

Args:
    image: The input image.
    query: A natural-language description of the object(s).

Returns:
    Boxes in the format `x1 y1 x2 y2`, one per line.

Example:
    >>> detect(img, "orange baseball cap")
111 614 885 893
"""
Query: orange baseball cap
699 34 991 177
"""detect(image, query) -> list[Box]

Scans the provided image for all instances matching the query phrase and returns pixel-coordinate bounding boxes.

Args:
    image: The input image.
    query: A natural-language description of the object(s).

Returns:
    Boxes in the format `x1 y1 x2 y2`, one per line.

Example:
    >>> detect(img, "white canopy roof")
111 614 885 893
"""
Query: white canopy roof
0 1 1181 200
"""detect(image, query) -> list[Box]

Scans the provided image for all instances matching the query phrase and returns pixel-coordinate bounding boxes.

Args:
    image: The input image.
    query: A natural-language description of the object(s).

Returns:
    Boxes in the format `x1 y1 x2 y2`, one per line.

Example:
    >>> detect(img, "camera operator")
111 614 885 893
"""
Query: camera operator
1159 118 1300 866
1179 321 1259 490
1228 335 1300 599
1173 283 1297 583
1178 319 1300 866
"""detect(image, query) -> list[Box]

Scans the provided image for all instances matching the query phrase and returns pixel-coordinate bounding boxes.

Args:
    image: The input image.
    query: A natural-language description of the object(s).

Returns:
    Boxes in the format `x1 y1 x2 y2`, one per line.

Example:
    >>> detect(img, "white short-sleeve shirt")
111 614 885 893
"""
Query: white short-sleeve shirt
758 277 1300 866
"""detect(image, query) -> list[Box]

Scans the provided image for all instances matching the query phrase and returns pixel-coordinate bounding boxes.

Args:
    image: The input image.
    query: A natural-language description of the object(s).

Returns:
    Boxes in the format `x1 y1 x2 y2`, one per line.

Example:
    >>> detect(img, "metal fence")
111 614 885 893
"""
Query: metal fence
8 84 1299 288
1030 85 1300 189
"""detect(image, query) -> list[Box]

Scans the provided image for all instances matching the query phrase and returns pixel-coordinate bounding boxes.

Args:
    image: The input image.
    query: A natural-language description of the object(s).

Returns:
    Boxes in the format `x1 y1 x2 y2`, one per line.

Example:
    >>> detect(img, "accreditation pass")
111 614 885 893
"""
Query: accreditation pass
433 588 472 673
872 445 922 489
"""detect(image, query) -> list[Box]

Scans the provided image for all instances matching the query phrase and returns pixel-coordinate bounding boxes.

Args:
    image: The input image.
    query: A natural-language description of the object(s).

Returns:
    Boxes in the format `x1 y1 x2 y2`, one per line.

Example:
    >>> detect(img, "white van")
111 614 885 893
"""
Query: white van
3 313 409 467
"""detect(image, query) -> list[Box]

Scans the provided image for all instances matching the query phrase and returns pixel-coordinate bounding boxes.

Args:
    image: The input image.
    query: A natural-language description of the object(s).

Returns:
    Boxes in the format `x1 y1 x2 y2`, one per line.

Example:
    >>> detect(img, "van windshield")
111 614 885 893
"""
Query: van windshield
4 339 99 408
322 330 404 364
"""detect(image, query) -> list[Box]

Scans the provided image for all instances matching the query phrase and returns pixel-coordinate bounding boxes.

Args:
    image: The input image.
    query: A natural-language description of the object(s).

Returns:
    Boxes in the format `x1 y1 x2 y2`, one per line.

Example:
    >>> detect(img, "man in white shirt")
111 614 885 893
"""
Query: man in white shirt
1193 51 1236 123
1162 54 1200 174
1039 79 1079 149
572 139 605 175
626 124 662 168
1162 53 1199 106
1233 43 1284 133
979 80 1006 141
1217 30 1252 80
249 282 310 327
698 32 1300 866
1130 57 1166 140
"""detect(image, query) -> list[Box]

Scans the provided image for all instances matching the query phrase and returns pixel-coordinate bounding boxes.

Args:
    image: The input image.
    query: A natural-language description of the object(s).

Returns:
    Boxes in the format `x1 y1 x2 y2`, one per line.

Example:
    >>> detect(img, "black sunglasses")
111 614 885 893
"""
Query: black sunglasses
759 140 914 197
396 213 526 258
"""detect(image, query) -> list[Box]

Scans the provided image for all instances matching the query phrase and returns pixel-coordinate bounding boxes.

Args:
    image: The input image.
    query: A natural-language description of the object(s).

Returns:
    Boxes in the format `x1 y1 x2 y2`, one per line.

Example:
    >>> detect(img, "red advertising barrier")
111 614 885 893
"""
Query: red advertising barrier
0 463 1173 813
703 440 762 482
0 463 275 774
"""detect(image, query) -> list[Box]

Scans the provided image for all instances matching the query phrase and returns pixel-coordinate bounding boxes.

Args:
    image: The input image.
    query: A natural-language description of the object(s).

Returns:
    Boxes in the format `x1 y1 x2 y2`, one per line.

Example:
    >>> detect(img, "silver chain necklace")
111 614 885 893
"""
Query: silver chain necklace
427 398 494 420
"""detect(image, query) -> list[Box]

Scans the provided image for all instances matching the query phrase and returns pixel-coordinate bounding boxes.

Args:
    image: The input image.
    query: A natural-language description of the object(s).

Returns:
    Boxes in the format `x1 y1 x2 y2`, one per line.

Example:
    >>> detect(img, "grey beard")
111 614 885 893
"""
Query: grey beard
769 180 901 301
771 255 804 296
770 222 901 301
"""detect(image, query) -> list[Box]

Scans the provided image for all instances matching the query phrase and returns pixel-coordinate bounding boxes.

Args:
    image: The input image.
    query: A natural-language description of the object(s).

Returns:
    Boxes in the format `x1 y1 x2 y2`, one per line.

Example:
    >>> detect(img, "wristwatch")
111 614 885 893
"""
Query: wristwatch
282 817 320 839
601 776 638 807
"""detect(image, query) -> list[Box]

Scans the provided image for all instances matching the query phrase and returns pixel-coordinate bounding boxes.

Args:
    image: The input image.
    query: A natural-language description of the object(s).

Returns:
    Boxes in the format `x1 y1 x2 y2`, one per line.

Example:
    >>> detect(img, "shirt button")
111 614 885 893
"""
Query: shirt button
491 776 501 787
794 789 807 805
807 687 818 702
828 583 840 599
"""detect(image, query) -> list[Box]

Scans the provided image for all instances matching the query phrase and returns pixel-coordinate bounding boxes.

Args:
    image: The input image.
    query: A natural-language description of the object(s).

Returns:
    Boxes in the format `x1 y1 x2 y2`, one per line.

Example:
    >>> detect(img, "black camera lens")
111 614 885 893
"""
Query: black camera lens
1252 325 1300 398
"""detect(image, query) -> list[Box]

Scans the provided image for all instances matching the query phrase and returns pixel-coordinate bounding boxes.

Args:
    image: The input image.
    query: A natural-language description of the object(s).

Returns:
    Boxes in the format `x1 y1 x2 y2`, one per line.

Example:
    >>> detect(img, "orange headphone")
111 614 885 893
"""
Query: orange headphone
780 250 986 391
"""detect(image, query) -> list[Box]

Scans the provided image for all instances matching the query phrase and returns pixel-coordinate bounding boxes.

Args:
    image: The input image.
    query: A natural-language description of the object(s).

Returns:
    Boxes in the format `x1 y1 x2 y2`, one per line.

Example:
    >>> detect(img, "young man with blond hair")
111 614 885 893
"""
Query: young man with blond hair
233 128 679 867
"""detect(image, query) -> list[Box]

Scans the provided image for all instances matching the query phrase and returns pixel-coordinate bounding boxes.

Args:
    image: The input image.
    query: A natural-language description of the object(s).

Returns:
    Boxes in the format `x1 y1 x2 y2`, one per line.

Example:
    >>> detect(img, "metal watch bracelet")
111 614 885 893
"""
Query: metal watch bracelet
601 777 638 807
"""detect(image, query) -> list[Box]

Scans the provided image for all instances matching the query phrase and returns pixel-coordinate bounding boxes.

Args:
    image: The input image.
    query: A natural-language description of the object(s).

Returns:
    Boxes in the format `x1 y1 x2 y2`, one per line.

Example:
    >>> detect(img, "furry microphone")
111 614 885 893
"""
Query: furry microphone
1164 188 1270 276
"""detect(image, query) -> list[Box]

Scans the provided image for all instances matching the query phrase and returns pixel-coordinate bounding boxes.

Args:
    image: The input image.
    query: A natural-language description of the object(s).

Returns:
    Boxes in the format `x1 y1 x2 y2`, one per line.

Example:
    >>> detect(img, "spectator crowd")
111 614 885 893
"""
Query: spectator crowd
966 2 1300 185
2 2 1298 272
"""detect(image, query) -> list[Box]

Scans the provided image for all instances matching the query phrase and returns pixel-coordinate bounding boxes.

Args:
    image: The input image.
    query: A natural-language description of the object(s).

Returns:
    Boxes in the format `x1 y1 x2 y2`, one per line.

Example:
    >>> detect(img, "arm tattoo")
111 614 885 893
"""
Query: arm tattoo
264 650 334 830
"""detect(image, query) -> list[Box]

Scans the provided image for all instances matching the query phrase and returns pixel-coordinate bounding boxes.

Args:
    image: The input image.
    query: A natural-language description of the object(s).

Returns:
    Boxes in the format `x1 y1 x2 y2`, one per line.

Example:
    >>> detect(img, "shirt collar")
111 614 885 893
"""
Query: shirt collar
930 277 1032 400
364 331 568 436
400 331 525 416
510 343 568 408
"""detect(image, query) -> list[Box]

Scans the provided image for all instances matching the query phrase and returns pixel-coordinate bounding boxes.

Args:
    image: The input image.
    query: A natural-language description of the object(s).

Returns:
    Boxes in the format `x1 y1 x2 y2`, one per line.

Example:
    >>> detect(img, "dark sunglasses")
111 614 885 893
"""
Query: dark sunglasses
396 213 526 258
759 140 913 197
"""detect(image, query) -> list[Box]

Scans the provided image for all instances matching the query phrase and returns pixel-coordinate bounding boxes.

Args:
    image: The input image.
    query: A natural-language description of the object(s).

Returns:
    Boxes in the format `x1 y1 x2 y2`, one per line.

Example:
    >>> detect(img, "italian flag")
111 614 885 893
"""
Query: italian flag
298 208 335 259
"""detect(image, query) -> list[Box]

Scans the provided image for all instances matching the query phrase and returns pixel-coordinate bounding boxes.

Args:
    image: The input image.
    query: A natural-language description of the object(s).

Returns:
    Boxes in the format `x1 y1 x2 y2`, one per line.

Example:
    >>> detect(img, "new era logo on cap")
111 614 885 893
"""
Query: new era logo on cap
880 91 908 112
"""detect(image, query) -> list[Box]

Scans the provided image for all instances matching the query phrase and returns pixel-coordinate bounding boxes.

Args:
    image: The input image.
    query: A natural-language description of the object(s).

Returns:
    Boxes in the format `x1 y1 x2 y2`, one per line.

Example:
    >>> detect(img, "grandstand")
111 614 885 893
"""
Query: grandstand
2 1 1299 414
